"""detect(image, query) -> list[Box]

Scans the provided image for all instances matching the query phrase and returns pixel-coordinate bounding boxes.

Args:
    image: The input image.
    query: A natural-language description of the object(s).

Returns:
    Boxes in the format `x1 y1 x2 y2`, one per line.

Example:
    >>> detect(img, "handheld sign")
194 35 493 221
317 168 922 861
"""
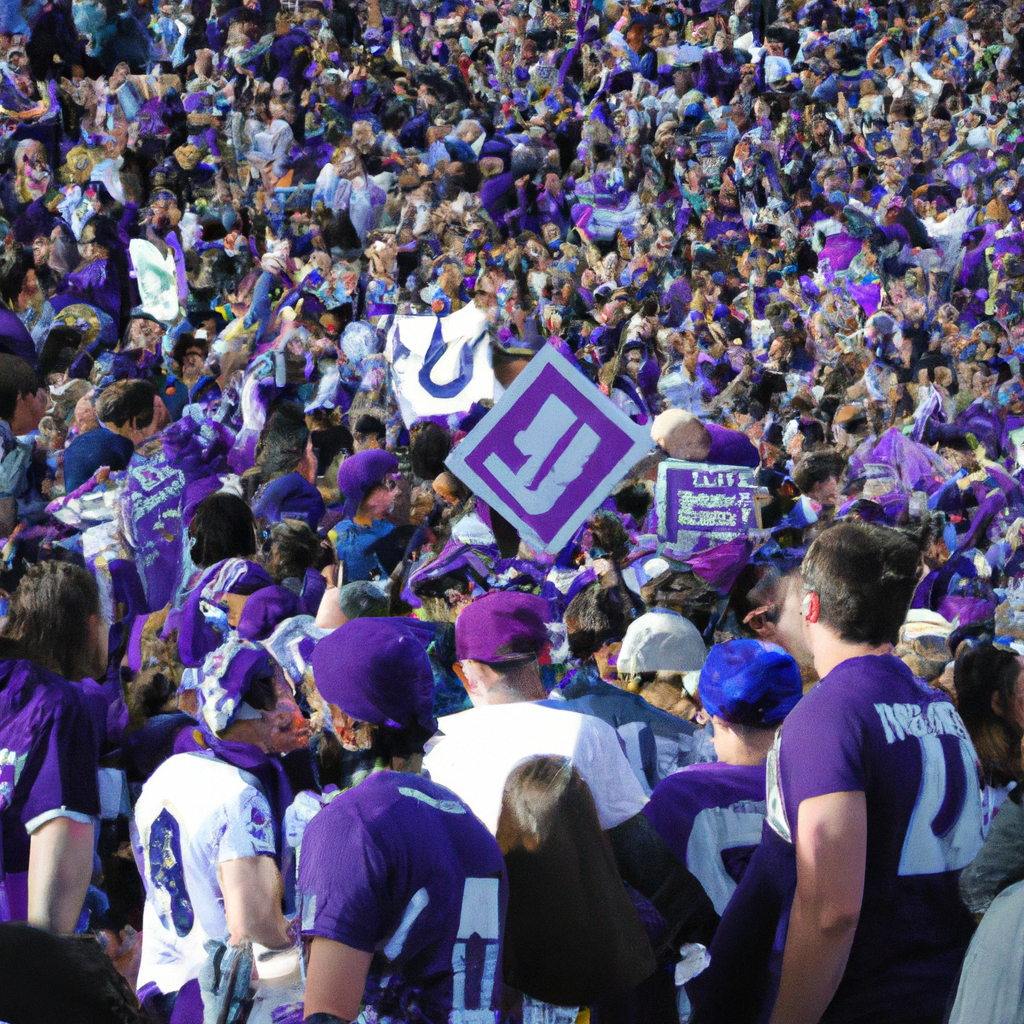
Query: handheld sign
657 460 760 554
386 303 497 427
446 346 652 553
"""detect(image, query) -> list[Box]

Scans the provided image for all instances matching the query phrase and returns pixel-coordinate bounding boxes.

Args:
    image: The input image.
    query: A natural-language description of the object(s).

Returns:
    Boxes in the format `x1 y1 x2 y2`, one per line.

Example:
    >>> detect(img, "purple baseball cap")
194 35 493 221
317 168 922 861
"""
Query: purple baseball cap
455 591 551 664
336 450 399 519
311 618 436 733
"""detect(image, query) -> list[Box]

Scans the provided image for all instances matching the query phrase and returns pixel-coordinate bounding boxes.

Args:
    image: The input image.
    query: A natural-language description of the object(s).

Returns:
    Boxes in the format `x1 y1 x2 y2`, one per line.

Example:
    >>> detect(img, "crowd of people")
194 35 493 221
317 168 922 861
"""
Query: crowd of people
1 0 1024 1018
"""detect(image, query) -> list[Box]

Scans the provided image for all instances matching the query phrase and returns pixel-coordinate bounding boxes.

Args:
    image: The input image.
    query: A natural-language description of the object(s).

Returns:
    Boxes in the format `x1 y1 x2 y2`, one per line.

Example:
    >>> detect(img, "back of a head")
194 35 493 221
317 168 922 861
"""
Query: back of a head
650 407 696 448
455 590 551 665
39 325 84 379
792 449 845 496
311 617 437 758
189 491 258 568
410 420 452 480
801 521 920 647
337 579 390 619
260 518 321 583
0 924 147 1024
94 379 156 430
618 608 705 674
496 756 656 1006
0 560 100 681
353 413 386 442
954 642 1022 785
699 639 802 728
0 354 39 423
564 582 631 661
255 401 309 481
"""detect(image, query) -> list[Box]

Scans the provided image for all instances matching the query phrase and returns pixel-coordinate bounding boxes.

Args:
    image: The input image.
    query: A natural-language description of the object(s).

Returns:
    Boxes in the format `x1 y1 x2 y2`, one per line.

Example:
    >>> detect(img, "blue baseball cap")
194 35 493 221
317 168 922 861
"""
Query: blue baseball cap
699 639 802 726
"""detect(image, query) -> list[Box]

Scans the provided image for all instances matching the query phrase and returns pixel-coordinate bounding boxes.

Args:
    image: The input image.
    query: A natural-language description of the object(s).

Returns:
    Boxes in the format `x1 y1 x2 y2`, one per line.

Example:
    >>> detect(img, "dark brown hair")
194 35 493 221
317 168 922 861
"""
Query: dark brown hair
801 521 920 647
94 379 156 430
954 643 1023 787
496 756 656 1007
0 561 101 681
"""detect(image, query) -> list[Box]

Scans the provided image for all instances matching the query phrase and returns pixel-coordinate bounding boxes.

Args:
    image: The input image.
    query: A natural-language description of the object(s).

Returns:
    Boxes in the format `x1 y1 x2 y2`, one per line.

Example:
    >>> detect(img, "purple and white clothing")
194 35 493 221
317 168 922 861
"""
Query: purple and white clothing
424 702 649 834
298 771 507 1024
132 751 277 996
0 659 101 922
691 654 983 1024
643 762 766 915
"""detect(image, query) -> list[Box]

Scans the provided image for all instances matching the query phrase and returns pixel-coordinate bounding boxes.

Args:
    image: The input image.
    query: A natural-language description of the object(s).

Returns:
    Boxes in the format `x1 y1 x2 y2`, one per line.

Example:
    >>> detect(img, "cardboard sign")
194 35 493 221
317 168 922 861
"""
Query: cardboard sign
446 346 652 553
657 460 759 551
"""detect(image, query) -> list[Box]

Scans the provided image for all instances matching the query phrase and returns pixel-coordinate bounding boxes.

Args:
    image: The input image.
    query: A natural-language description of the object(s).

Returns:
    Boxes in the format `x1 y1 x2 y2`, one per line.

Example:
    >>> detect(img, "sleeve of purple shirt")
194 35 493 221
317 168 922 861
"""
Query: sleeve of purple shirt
21 682 102 829
704 422 761 468
777 683 867 834
299 797 391 952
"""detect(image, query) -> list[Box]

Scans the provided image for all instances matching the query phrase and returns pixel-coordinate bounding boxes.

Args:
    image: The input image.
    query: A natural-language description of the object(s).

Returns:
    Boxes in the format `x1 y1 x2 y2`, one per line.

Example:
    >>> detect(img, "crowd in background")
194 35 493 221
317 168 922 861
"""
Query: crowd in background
2 0 1024 1018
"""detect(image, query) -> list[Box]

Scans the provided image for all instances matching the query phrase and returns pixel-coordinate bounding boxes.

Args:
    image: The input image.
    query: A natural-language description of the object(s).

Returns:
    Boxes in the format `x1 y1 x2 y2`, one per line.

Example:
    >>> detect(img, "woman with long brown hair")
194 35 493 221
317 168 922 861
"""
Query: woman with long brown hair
496 755 675 1022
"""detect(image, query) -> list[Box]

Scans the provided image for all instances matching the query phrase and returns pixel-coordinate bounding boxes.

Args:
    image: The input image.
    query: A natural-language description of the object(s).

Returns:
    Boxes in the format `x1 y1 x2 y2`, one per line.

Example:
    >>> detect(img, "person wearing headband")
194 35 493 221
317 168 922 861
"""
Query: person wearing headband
133 641 294 1018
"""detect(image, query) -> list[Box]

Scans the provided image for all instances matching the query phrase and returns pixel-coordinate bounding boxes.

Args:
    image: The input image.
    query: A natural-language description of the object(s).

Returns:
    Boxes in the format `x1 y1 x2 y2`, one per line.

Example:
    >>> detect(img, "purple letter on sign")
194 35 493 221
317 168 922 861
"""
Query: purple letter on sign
446 347 652 553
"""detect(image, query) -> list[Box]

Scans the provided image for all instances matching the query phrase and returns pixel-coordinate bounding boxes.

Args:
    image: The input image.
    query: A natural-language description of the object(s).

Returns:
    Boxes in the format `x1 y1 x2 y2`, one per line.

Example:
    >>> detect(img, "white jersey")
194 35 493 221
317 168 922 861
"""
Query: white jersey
133 751 276 996
423 701 648 835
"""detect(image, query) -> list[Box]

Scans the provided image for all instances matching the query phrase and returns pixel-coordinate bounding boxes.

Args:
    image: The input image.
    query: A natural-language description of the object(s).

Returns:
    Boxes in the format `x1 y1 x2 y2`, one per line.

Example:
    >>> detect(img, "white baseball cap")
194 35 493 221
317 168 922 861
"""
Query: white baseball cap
617 609 706 675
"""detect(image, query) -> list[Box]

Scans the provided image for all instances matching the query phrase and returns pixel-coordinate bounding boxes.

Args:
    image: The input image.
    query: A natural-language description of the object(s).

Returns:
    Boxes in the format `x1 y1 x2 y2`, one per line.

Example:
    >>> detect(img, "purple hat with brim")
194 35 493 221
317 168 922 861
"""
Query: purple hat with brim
454 590 551 664
336 450 399 519
311 618 436 734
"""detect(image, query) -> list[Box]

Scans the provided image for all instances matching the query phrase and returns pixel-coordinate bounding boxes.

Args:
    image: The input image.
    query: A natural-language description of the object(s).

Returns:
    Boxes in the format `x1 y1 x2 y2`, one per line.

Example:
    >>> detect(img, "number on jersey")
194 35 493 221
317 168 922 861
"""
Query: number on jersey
899 735 984 876
450 877 501 1024
148 808 195 936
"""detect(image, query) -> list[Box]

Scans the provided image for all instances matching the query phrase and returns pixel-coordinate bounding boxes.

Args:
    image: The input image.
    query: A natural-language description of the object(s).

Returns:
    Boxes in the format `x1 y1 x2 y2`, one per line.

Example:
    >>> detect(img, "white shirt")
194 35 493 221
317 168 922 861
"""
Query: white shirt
423 702 649 835
133 752 276 996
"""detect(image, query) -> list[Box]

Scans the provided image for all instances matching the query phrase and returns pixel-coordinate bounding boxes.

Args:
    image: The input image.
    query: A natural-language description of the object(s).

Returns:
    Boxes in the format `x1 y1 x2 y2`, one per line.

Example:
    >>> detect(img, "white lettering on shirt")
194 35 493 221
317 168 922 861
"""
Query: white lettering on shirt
874 701 970 745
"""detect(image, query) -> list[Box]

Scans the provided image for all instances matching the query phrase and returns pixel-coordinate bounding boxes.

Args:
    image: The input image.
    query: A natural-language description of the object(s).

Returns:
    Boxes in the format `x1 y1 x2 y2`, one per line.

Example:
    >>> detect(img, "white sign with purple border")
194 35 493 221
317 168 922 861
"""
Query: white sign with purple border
445 346 653 553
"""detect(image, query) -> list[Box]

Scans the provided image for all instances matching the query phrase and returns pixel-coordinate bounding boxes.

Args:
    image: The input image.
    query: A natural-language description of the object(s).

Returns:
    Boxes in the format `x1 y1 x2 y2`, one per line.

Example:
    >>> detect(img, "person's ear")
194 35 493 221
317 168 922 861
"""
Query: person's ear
803 591 820 625
992 690 1007 720
453 660 477 696
454 660 490 697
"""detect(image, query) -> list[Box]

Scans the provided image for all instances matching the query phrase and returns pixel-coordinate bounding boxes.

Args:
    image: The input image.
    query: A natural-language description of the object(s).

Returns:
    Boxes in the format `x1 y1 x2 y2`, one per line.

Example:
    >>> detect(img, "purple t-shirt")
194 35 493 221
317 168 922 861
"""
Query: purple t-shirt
770 655 981 1022
0 659 101 920
643 761 766 915
705 423 760 468
298 771 507 1023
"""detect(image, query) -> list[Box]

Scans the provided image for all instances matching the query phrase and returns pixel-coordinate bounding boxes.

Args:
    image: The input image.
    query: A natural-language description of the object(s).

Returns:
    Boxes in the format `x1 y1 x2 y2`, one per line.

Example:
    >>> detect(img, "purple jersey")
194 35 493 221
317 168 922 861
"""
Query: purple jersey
643 762 766 915
298 771 507 1024
693 655 981 1024
0 659 101 921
